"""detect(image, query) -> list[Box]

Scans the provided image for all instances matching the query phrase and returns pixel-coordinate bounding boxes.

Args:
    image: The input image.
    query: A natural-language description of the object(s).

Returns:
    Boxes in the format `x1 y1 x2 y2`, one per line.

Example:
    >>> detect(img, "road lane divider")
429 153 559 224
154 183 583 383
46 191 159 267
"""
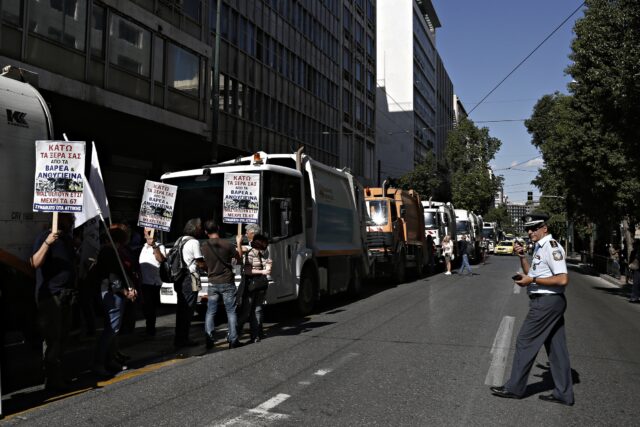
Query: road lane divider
513 284 521 294
485 316 515 386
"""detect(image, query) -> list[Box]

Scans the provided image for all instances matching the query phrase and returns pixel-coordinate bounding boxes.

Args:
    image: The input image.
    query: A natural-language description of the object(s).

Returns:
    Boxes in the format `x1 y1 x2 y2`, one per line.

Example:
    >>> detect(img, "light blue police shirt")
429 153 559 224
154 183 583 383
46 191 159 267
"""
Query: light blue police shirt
528 234 568 295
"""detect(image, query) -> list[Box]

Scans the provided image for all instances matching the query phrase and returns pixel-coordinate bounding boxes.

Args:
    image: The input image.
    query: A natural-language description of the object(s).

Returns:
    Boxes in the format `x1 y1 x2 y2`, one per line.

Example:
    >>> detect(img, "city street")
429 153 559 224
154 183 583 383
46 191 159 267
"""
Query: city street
2 255 639 425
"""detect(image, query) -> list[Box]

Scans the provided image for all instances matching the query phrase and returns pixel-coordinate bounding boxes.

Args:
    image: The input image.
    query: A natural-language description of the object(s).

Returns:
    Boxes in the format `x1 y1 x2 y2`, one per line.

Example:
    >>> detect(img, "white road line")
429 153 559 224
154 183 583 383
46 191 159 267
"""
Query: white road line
214 394 291 426
513 283 521 294
314 369 332 376
485 316 515 386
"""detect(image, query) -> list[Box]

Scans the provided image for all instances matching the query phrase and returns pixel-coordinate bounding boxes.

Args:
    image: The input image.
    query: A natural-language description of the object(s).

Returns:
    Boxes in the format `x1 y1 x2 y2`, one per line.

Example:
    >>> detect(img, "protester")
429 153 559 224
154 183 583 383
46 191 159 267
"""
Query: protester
174 218 206 348
238 228 272 343
490 212 574 406
442 235 453 275
629 240 640 303
30 213 77 391
200 220 244 350
93 227 137 376
109 222 141 335
138 227 166 337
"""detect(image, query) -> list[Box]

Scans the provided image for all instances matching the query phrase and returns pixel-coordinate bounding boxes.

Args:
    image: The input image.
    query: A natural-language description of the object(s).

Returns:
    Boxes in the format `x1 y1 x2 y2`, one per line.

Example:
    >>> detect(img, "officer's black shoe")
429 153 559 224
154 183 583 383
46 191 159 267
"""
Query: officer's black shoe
538 394 574 406
229 341 245 349
490 386 521 399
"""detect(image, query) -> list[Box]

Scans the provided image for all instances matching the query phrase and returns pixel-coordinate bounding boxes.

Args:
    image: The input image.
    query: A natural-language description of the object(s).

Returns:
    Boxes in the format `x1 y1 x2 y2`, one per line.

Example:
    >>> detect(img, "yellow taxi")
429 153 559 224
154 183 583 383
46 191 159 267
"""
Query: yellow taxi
494 240 515 255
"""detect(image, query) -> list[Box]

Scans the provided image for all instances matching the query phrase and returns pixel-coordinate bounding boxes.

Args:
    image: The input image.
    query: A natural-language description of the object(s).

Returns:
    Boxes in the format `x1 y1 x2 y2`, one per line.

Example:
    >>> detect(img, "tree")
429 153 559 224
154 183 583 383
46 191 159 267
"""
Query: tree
445 117 503 215
398 151 450 201
483 205 511 229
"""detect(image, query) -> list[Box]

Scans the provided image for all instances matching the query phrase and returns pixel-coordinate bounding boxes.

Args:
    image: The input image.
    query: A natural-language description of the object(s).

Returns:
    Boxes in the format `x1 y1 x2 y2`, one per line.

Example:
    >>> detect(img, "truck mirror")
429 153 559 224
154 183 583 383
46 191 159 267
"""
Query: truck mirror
400 207 407 218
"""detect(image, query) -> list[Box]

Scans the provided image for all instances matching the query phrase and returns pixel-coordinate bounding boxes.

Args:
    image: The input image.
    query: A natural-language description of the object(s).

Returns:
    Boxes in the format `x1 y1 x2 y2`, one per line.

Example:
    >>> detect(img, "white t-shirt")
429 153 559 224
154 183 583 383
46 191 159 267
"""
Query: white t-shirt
182 238 204 273
139 243 166 286
442 241 453 255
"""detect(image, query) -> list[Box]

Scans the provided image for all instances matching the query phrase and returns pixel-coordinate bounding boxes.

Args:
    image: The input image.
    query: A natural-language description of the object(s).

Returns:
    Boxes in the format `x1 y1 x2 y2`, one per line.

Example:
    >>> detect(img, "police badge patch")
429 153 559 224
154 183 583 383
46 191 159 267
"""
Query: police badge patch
550 240 558 248
552 250 563 261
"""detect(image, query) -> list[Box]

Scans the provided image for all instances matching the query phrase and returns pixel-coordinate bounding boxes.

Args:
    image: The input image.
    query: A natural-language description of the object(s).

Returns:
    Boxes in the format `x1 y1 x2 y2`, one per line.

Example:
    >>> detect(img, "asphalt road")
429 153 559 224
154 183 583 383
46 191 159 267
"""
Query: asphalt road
3 255 640 426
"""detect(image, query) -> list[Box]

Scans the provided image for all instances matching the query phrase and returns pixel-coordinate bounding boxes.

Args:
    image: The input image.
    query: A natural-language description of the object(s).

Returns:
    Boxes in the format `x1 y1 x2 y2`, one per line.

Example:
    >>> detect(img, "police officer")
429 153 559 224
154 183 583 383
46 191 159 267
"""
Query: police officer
490 212 575 406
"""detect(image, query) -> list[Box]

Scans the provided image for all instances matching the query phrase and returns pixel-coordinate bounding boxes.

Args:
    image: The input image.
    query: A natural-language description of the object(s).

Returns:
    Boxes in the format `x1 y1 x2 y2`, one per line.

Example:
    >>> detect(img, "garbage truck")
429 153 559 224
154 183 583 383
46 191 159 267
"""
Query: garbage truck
0 66 54 338
159 150 371 315
365 183 430 282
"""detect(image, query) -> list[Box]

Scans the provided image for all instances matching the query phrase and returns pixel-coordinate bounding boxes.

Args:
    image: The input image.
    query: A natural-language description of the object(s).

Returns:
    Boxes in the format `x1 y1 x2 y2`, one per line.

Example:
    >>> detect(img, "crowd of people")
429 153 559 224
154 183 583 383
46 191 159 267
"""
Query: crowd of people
29 214 272 390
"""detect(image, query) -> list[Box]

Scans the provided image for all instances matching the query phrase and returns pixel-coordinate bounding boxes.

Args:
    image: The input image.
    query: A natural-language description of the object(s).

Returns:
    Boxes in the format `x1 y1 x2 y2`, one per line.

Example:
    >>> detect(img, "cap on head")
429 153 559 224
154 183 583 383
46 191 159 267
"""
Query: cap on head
522 212 550 229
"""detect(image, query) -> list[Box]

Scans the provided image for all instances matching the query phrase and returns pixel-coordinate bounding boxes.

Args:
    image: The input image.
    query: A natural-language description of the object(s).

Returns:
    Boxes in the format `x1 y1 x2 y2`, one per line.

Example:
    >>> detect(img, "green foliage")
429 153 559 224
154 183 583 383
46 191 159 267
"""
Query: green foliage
483 205 511 229
398 151 450 200
526 0 640 236
445 117 503 215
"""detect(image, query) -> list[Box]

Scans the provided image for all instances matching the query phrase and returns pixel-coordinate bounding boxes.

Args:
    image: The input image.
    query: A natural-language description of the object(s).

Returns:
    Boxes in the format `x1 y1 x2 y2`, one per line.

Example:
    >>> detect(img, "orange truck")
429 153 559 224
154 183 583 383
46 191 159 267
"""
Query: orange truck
365 183 431 283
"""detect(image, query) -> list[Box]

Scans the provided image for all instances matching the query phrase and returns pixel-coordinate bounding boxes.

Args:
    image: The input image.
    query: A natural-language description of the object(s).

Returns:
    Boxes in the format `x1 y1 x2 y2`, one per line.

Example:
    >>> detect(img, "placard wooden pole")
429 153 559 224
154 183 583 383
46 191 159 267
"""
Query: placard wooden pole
237 223 243 238
52 212 59 234
149 228 155 239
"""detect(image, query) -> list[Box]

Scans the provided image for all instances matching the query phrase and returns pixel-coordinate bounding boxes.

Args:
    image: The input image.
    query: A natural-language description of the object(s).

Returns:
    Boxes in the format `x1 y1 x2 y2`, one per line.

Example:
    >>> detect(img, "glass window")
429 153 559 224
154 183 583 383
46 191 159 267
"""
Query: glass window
90 4 105 58
29 0 87 51
167 43 199 96
109 15 150 76
154 37 164 82
209 0 217 32
424 212 437 228
2 0 23 26
367 200 388 226
182 0 201 22
263 172 303 239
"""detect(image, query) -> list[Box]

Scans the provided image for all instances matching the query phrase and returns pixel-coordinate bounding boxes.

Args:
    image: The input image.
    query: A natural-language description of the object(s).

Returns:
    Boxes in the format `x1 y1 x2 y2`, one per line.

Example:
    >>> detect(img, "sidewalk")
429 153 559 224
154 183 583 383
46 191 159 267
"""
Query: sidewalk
1 309 232 418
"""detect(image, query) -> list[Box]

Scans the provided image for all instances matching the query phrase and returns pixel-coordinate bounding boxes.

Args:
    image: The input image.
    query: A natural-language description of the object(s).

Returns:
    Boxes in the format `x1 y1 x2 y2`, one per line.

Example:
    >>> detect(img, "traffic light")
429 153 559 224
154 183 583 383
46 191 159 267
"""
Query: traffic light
527 191 533 202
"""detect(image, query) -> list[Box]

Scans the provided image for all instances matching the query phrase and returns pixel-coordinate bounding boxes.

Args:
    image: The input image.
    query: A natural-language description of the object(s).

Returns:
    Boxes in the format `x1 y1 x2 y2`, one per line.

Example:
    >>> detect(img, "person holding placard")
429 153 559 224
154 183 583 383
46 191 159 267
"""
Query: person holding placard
139 228 166 337
30 213 77 391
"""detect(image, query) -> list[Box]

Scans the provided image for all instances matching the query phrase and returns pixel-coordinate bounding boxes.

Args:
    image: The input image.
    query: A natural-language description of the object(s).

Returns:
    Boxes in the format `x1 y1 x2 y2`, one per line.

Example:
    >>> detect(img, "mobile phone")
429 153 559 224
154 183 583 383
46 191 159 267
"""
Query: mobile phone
512 274 523 281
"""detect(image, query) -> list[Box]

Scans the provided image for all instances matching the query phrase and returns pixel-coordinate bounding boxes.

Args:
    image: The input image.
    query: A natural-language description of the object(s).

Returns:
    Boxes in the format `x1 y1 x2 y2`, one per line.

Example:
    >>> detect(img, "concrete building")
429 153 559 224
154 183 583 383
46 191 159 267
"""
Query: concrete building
453 94 467 126
375 0 454 182
1 0 376 217
506 203 532 234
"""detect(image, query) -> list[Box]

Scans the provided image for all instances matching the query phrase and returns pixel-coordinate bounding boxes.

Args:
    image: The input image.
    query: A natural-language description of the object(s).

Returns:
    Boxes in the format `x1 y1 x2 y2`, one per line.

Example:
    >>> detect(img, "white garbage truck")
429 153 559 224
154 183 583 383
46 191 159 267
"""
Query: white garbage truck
159 150 370 315
0 66 54 337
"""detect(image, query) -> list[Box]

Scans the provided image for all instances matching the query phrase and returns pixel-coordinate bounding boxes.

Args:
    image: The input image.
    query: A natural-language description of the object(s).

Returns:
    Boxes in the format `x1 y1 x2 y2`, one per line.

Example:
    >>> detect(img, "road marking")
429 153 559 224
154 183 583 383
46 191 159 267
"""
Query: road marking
314 369 332 376
485 316 515 386
513 284 521 294
215 394 291 426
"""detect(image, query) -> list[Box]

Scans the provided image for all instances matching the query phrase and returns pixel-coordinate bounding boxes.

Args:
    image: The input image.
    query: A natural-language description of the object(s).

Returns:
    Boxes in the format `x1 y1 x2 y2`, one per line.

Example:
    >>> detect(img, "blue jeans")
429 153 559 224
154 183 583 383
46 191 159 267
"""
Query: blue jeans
205 282 238 343
458 254 472 275
95 290 124 366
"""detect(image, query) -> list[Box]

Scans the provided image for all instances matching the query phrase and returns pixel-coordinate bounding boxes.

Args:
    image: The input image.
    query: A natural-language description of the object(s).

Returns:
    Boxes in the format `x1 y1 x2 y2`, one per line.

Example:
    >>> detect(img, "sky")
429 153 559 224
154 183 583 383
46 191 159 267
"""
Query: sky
431 0 585 204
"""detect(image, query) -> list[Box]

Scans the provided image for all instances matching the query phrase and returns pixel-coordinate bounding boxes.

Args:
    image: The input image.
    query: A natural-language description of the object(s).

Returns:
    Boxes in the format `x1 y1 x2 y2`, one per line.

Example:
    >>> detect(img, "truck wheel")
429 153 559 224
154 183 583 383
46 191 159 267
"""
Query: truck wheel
296 267 316 316
394 251 406 284
348 261 363 297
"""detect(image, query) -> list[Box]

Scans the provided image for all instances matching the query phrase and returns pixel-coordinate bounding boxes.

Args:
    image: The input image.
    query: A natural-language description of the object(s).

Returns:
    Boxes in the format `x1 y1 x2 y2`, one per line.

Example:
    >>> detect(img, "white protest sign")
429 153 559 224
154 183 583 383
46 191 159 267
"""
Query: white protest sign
137 180 178 232
223 172 260 224
33 141 86 212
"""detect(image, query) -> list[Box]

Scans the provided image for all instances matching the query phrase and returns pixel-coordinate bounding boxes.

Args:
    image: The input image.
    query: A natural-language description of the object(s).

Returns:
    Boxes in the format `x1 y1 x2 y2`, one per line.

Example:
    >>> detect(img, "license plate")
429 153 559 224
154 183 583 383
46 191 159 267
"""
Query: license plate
160 288 173 296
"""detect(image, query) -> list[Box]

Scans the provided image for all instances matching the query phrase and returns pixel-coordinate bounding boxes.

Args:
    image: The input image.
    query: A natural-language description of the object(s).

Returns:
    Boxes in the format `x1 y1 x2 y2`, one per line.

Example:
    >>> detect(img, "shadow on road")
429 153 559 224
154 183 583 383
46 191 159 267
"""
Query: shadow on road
523 362 581 398
591 284 632 300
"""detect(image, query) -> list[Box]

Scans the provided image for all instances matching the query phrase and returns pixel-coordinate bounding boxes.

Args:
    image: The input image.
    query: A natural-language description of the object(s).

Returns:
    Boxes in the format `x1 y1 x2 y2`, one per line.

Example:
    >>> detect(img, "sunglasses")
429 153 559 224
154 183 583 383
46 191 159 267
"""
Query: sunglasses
525 223 545 232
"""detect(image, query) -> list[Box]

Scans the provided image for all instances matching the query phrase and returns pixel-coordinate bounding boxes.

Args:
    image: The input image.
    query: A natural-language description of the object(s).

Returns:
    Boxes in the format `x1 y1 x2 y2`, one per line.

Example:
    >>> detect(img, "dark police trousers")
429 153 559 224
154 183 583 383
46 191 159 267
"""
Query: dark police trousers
504 293 574 404
174 273 197 344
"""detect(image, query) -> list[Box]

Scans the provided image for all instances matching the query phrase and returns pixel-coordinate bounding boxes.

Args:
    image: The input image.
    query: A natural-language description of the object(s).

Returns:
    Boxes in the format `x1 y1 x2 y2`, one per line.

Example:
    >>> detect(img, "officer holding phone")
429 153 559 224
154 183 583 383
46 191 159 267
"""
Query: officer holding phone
490 212 575 406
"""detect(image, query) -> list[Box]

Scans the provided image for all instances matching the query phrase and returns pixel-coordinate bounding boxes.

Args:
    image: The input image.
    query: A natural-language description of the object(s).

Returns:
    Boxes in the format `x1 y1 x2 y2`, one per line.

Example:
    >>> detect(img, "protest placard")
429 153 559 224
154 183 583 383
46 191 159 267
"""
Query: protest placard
223 172 260 224
33 141 86 213
137 180 177 232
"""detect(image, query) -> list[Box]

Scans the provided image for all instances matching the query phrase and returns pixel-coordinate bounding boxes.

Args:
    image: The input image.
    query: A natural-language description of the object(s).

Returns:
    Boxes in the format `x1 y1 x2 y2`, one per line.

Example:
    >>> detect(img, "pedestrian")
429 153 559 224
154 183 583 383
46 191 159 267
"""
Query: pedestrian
200 220 244 350
628 240 640 303
109 222 141 335
490 212 575 406
442 235 453 275
29 213 77 391
93 227 137 376
457 235 472 276
238 225 272 343
173 218 206 348
608 243 620 279
138 227 166 337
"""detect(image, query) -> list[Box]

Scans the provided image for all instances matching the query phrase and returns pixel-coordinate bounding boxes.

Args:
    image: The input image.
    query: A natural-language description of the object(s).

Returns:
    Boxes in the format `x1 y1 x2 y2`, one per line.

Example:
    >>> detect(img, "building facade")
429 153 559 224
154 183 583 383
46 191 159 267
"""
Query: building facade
375 0 453 181
505 203 531 235
0 0 376 218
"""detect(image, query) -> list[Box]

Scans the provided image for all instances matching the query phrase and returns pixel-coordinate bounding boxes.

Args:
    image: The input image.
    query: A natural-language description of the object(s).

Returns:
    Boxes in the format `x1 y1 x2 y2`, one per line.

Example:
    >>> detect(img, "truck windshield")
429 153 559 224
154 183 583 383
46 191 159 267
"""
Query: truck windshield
424 212 437 229
456 220 469 233
367 200 388 226
163 173 249 245
482 229 495 239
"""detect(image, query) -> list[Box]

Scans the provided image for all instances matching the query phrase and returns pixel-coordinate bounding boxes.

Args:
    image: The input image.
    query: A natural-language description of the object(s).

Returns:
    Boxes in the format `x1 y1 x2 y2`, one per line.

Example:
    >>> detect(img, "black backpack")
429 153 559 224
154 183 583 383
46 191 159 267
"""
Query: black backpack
159 236 192 283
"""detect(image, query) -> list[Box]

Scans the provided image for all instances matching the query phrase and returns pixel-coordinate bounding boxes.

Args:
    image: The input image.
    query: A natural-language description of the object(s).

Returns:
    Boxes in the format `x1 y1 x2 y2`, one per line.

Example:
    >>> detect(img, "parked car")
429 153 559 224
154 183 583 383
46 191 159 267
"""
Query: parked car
494 241 515 256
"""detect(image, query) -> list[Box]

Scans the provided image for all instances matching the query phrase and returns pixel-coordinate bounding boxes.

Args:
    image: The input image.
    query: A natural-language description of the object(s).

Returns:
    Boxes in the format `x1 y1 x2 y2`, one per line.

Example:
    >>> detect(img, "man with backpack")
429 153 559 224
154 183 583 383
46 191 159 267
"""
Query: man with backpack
172 218 206 348
201 220 244 350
